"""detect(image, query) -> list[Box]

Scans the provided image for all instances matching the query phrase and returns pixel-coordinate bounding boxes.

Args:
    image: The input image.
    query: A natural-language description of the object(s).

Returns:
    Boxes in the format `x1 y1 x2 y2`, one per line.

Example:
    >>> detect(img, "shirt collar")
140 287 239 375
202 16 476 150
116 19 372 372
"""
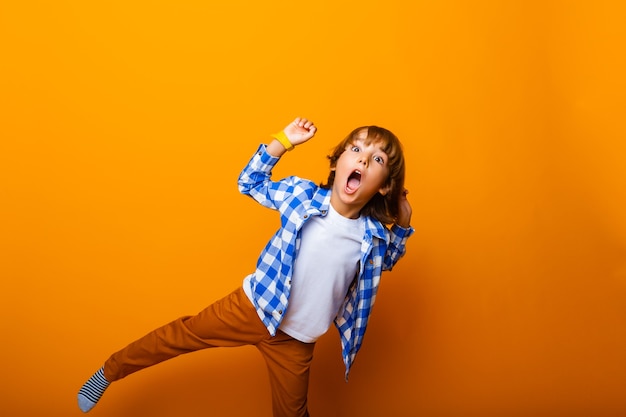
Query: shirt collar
364 216 388 240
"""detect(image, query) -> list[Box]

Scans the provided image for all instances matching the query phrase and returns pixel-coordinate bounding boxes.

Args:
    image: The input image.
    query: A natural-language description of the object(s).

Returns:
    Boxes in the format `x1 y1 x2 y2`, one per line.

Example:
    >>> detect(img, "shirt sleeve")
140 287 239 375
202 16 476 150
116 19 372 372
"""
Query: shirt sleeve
383 224 415 270
237 144 300 210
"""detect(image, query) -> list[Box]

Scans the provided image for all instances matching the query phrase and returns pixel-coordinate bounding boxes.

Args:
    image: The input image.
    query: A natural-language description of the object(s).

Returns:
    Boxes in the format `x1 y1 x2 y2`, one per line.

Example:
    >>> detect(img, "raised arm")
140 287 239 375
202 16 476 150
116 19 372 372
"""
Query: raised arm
383 188 414 269
238 117 318 210
396 188 412 228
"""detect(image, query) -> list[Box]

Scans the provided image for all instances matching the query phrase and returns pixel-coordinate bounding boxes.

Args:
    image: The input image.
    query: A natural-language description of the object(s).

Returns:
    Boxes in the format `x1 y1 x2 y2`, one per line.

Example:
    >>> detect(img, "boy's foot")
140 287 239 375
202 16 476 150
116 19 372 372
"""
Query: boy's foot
77 366 110 412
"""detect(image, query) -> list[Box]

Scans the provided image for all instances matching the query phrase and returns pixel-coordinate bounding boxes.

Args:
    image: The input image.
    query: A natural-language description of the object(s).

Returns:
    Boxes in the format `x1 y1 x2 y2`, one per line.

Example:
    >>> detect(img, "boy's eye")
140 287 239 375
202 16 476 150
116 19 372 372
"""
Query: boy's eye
351 146 360 152
374 156 385 164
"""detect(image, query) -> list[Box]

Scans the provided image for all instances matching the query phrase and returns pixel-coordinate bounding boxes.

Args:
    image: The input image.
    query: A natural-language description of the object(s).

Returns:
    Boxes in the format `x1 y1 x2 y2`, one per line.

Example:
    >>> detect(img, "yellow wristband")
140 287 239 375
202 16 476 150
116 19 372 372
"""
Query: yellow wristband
270 130 294 151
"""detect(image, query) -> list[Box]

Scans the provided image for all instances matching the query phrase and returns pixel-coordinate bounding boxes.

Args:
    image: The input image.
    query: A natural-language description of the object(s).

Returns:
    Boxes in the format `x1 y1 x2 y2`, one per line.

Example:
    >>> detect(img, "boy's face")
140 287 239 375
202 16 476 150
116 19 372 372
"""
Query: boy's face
330 132 390 219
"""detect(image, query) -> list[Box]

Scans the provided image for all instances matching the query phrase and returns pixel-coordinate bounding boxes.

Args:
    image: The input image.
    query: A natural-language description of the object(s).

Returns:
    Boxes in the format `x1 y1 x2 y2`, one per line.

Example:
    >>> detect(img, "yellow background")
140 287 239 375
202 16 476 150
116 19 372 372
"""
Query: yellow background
1 1 625 416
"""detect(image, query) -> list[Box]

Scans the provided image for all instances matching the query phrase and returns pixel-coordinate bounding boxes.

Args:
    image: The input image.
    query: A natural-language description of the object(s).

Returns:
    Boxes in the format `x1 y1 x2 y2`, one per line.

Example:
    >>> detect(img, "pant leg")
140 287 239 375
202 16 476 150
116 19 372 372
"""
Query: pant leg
104 287 268 382
256 331 316 417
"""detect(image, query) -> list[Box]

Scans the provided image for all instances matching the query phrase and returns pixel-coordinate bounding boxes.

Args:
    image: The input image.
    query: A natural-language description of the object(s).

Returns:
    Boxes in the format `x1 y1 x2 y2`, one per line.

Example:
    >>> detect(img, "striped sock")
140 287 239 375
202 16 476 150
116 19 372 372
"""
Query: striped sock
77 366 110 413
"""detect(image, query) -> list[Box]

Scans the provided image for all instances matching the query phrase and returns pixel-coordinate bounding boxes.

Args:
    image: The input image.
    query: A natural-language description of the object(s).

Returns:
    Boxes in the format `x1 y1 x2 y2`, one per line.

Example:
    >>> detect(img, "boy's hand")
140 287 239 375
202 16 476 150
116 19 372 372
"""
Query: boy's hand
397 189 412 228
283 117 317 146
267 117 317 157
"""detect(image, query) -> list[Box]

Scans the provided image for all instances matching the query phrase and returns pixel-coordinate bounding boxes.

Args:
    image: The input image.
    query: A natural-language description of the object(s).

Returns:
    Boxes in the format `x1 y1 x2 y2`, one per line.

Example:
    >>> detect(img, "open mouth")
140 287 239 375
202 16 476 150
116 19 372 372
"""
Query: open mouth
346 170 361 193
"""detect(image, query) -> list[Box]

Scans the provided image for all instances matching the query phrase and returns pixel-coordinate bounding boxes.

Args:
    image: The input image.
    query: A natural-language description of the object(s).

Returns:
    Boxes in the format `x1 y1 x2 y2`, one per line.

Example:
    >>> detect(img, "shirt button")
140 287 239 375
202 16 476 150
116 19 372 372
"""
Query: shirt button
303 214 308 219
369 259 374 264
278 310 283 314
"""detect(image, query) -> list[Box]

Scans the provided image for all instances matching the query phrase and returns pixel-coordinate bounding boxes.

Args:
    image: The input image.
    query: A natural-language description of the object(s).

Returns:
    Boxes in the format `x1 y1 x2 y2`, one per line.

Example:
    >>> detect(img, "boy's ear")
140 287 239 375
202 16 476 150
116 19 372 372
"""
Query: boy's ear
378 185 391 196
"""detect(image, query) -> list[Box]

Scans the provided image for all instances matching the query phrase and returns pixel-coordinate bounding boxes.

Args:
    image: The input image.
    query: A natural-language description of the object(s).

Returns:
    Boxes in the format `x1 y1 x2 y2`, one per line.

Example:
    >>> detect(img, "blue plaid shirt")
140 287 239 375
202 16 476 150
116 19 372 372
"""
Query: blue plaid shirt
238 144 414 379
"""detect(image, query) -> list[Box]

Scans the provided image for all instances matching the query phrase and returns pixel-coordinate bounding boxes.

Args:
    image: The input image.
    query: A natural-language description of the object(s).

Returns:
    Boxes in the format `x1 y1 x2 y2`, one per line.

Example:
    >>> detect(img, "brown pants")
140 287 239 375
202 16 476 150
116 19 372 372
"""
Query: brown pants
103 287 315 417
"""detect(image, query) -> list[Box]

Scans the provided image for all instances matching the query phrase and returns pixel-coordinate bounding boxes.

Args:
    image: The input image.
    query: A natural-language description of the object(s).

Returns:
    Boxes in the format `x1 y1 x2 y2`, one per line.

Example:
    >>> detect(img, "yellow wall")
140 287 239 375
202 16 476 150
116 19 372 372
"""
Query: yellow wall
1 1 625 416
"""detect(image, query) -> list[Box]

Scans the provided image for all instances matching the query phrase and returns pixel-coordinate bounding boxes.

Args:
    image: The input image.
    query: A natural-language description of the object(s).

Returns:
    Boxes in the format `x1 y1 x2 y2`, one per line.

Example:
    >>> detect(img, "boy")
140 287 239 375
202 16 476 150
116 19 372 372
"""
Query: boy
78 117 413 417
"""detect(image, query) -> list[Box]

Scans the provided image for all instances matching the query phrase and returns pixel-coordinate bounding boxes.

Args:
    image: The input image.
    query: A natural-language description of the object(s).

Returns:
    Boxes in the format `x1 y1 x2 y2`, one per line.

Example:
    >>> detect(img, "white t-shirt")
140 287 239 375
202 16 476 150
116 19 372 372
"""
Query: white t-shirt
279 203 365 343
